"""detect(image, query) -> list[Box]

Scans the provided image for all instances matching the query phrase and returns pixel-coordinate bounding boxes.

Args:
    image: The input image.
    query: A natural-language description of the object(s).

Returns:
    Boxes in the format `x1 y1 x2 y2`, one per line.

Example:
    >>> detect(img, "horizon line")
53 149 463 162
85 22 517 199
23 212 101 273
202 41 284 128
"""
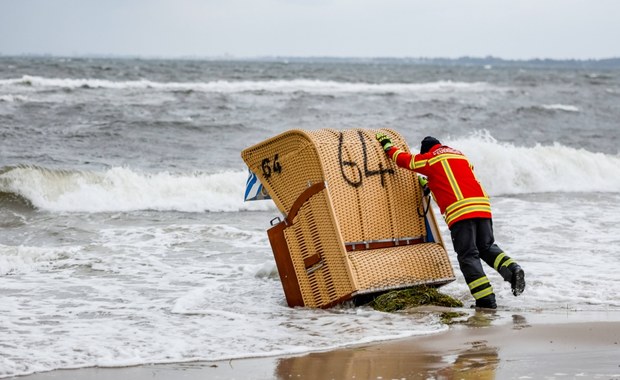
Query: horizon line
1 53 620 62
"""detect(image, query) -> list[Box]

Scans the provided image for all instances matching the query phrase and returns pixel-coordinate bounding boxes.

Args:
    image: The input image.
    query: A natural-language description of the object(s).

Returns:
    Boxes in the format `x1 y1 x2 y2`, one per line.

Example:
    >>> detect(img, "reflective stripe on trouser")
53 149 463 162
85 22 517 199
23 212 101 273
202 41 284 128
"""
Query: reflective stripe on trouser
450 219 496 302
473 219 518 281
492 252 516 271
451 217 520 287
468 276 494 300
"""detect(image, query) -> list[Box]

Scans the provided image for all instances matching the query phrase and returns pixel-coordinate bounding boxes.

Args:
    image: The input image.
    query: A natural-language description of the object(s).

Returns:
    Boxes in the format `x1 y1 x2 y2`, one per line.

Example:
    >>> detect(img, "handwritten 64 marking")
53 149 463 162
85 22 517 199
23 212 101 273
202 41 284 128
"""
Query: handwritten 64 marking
338 131 394 188
261 154 282 179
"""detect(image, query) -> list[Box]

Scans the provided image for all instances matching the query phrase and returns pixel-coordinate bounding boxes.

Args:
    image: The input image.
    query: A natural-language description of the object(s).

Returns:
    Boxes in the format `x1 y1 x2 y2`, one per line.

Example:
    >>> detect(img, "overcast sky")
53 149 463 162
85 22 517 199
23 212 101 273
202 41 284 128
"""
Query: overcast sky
0 0 617 59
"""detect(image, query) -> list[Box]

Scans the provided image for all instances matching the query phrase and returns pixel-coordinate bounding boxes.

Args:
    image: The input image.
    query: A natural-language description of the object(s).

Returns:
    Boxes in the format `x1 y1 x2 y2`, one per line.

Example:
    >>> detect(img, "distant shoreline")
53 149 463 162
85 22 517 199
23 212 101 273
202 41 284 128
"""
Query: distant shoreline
2 54 620 68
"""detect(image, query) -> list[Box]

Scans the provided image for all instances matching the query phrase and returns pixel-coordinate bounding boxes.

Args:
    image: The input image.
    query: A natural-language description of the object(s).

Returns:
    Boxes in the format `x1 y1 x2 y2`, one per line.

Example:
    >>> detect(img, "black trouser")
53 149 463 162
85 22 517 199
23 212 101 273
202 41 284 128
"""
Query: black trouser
449 218 516 303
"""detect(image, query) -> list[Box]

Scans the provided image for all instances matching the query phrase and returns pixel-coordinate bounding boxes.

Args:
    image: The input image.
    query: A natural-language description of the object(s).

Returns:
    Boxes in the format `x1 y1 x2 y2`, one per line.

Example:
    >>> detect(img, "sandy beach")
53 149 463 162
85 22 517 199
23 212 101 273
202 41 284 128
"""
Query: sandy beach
11 309 620 380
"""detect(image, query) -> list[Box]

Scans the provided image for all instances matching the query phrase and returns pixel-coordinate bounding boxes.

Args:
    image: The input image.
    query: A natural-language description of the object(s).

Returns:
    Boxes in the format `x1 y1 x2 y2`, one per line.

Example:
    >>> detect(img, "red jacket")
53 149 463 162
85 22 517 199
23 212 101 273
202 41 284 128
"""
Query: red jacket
386 144 492 228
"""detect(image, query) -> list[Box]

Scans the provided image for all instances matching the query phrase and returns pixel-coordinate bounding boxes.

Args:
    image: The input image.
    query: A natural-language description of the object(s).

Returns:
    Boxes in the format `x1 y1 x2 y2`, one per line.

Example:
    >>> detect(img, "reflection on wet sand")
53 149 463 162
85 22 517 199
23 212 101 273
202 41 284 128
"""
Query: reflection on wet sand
435 340 499 379
275 311 530 379
275 339 499 379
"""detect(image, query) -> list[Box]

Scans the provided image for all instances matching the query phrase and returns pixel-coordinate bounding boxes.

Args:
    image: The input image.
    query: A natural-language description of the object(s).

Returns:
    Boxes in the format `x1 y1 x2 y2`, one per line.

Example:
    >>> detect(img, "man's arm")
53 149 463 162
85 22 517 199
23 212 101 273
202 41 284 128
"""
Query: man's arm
375 132 425 173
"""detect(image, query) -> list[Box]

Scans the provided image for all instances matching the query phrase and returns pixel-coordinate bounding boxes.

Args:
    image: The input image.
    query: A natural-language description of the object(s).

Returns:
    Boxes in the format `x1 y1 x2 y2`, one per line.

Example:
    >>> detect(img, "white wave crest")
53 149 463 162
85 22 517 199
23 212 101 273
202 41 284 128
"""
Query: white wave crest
0 94 29 102
541 104 580 112
449 131 620 196
0 75 495 94
0 166 274 213
0 244 80 275
2 135 618 214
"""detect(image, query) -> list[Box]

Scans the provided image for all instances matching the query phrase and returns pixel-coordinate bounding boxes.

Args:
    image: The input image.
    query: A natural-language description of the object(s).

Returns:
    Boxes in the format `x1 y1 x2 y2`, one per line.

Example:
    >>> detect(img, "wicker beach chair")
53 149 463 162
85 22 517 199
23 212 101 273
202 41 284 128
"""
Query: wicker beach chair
241 128 455 308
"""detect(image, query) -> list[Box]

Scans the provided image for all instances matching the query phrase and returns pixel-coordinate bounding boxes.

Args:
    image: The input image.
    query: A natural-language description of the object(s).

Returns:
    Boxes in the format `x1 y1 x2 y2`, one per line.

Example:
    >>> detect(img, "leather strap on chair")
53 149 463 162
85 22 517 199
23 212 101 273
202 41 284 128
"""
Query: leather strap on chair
345 236 425 252
285 181 326 225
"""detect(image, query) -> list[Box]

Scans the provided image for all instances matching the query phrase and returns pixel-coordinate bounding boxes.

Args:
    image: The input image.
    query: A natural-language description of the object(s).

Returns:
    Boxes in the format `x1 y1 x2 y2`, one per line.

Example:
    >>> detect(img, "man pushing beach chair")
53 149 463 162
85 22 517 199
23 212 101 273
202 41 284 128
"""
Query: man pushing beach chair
242 128 525 309
375 132 526 309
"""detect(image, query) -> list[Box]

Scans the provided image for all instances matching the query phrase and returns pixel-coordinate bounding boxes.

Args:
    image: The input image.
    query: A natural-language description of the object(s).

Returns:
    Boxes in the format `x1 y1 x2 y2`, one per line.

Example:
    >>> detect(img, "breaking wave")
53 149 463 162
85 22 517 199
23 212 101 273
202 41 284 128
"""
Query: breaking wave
1 136 618 213
450 131 620 195
0 75 496 94
0 166 273 213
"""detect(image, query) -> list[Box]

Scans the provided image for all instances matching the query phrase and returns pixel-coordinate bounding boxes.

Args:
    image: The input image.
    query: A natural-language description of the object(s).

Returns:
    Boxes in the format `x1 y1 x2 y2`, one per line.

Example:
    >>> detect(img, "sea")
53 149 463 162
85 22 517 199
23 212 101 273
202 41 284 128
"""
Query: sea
1 56 620 378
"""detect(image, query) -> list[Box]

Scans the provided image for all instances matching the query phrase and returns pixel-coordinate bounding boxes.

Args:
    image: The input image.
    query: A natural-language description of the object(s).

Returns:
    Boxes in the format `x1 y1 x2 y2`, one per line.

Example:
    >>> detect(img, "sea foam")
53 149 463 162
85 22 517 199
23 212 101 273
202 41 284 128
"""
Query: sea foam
541 104 580 112
450 131 620 195
0 244 80 275
2 136 619 213
0 75 494 94
0 94 29 103
0 166 273 213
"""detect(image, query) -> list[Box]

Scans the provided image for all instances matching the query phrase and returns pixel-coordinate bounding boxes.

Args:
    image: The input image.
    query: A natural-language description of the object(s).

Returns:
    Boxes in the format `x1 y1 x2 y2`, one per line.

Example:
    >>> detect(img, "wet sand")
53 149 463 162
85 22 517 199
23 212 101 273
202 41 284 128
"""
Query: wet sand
11 310 620 380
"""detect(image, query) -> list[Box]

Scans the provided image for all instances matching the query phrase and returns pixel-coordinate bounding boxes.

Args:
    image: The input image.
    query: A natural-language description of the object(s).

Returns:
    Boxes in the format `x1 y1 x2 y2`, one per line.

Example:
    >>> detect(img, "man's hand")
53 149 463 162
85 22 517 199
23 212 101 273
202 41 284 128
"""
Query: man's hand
375 132 394 152
418 176 431 196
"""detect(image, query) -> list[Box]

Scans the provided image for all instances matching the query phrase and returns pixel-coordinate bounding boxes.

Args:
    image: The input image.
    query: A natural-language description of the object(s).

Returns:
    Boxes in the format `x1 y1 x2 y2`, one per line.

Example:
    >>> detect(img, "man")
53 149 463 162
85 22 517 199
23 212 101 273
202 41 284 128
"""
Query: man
375 133 525 309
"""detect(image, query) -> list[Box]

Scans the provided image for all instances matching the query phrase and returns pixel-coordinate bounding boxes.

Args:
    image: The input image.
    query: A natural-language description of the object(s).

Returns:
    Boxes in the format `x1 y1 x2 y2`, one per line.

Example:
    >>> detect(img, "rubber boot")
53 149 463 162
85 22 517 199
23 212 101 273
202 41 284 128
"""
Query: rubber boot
509 264 526 296
475 294 497 309
499 263 526 296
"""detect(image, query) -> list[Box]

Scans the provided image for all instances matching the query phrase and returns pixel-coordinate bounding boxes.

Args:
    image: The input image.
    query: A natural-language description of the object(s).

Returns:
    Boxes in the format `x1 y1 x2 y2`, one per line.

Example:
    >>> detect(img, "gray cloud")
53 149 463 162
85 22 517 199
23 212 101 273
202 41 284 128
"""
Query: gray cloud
0 0 617 59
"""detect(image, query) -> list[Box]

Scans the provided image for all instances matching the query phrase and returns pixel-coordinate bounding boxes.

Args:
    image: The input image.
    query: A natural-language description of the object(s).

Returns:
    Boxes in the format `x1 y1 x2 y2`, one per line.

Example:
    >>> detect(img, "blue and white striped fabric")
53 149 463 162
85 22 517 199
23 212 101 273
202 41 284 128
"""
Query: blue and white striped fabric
244 169 271 201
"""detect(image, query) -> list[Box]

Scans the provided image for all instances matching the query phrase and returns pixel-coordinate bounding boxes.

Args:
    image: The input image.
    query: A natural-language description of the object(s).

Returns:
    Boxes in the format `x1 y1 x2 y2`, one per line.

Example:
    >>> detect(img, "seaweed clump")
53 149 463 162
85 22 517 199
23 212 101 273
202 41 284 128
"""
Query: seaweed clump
440 311 469 324
370 286 463 312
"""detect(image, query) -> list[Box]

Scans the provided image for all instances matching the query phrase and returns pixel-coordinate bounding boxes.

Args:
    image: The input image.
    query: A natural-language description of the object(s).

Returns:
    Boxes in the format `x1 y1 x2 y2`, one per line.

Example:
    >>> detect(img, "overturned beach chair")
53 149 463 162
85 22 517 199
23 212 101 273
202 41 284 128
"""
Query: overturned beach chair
242 128 455 308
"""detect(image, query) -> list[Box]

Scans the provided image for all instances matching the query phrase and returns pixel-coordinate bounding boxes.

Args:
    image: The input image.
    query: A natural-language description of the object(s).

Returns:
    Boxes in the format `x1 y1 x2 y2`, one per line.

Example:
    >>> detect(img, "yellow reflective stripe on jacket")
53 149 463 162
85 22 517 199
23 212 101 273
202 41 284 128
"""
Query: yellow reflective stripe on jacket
428 154 468 166
445 197 491 215
468 276 490 290
392 150 404 164
445 205 492 225
413 158 428 170
444 197 492 225
441 160 464 200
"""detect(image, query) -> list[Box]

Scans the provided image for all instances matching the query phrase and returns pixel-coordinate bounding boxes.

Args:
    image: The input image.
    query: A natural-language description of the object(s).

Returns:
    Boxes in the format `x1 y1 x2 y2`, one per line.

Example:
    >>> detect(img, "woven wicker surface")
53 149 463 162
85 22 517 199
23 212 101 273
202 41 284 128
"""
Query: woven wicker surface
241 128 455 307
241 130 323 215
347 243 454 293
283 188 356 308
241 128 427 242
309 128 425 243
